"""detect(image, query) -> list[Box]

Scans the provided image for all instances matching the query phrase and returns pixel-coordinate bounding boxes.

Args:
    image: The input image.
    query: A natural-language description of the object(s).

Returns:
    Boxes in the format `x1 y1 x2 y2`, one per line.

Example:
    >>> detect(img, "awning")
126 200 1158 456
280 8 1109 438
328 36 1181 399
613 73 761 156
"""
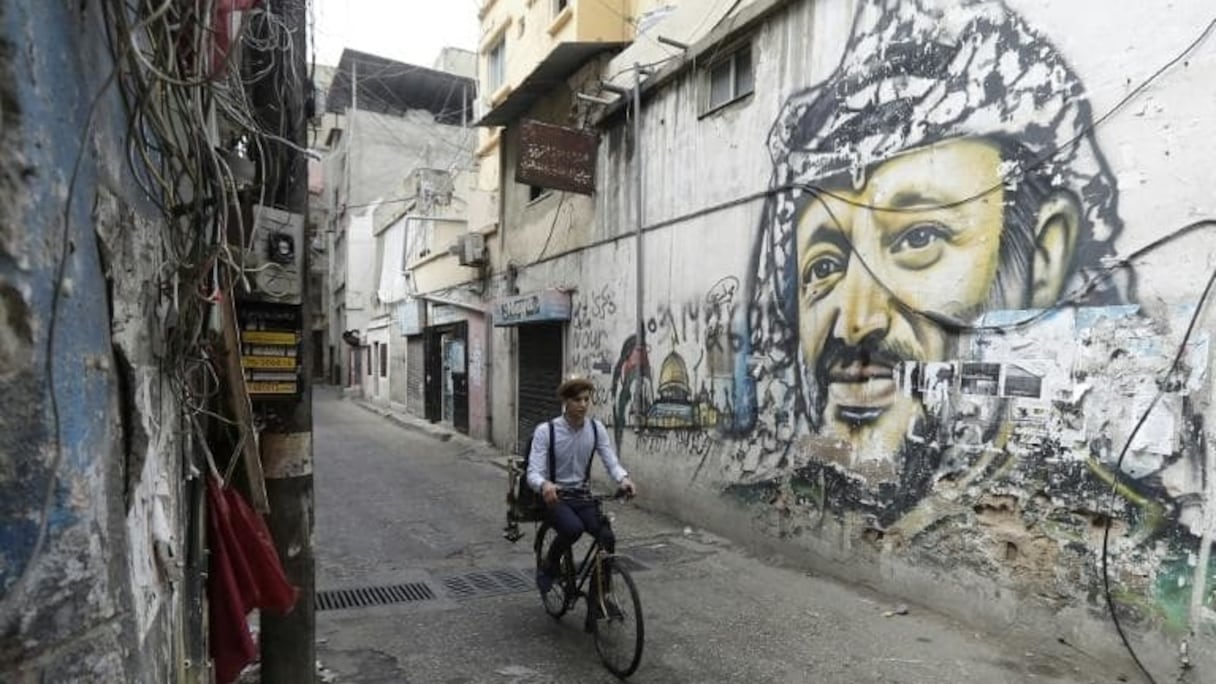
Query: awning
476 42 627 127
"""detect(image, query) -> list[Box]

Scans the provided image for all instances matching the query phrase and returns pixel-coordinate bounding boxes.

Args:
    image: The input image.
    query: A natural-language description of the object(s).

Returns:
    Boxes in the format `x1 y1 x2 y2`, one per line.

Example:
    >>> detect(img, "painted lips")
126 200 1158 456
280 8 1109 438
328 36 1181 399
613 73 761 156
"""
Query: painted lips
827 363 897 423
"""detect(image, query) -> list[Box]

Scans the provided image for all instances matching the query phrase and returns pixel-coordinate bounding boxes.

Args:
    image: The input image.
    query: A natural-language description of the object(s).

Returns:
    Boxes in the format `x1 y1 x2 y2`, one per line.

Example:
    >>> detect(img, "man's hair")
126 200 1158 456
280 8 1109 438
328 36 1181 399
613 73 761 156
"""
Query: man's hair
558 377 595 400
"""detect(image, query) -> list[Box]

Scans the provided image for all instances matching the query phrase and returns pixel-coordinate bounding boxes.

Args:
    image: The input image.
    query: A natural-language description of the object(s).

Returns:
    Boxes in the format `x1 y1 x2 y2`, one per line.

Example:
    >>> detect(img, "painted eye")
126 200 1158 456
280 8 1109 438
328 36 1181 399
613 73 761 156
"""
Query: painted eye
892 224 946 252
805 255 843 282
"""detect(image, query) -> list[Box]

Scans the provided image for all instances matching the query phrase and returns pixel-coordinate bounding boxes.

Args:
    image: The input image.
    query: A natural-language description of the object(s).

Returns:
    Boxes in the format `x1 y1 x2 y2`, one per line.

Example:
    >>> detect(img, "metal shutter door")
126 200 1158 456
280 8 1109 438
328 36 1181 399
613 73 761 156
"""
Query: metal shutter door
516 324 564 455
406 336 425 417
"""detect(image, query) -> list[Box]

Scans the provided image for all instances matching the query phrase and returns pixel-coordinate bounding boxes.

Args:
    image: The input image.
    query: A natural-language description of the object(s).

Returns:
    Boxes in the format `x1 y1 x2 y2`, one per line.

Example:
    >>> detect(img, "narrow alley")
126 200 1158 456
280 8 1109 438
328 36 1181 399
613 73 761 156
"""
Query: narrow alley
312 389 1125 684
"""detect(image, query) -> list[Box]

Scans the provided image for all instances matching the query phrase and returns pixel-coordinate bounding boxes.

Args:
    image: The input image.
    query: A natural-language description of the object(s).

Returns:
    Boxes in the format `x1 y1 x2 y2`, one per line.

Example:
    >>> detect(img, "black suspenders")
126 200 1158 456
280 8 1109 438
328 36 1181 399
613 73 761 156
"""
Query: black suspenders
546 419 600 487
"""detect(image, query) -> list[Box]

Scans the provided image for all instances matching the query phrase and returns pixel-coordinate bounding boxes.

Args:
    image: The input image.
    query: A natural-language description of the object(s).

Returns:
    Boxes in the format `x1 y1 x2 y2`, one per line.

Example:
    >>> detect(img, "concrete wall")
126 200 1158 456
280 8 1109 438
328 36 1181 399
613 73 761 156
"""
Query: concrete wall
0 2 189 681
323 104 475 386
433 47 478 80
365 325 391 403
479 0 631 107
538 0 1216 674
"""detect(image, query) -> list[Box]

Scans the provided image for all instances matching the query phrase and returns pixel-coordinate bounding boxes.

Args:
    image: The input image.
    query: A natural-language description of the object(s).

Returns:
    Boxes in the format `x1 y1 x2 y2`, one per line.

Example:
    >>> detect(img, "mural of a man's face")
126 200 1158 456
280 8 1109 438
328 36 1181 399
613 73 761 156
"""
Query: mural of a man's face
737 0 1126 491
795 137 1079 460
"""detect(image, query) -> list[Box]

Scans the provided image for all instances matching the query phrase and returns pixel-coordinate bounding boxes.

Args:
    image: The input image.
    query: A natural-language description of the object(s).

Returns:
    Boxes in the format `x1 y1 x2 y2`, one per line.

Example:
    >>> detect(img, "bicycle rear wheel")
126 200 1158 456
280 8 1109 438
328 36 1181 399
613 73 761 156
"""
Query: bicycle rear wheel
593 560 644 678
535 523 573 619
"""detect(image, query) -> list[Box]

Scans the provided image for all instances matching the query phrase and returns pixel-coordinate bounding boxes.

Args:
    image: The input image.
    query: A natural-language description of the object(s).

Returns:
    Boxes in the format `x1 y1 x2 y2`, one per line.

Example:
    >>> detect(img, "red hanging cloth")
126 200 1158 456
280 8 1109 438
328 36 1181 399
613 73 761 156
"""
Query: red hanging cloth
222 479 299 614
206 473 299 683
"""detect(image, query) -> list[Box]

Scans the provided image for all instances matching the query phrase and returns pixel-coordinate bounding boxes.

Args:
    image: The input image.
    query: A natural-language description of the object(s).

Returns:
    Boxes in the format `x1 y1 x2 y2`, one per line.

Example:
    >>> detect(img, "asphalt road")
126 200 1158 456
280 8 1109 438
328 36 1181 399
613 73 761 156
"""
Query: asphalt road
312 388 1129 684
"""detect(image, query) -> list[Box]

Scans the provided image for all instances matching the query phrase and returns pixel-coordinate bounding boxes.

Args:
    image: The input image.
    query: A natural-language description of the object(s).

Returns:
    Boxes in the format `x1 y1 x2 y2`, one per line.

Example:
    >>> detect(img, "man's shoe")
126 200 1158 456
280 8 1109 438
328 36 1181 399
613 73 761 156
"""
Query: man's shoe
536 567 554 594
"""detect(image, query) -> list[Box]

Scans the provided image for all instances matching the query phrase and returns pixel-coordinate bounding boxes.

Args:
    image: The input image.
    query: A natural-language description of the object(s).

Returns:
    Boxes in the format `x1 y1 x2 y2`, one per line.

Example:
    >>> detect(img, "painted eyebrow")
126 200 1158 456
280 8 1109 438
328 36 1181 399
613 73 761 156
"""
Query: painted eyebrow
884 189 953 210
804 224 851 254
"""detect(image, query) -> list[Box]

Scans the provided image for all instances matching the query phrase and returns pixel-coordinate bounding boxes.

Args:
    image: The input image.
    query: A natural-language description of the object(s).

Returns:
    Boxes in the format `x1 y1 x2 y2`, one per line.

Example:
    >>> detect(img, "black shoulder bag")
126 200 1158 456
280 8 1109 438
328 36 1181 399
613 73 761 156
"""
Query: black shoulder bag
508 421 556 523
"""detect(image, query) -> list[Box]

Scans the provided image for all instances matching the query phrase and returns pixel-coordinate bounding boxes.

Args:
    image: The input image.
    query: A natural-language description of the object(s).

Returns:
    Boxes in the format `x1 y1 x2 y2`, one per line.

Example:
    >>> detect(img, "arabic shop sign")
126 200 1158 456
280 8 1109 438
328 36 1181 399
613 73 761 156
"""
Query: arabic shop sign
493 289 571 327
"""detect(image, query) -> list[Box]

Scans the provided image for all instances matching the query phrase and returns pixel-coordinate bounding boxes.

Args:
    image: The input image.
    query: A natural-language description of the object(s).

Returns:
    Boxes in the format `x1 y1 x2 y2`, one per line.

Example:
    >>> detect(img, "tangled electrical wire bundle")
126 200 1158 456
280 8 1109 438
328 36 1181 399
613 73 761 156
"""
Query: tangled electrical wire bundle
95 0 307 457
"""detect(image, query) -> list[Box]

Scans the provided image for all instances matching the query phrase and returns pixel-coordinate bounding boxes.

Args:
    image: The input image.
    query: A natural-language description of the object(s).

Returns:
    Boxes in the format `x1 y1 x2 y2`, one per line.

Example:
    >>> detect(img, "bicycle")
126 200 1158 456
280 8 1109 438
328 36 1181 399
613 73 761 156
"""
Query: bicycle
533 489 644 679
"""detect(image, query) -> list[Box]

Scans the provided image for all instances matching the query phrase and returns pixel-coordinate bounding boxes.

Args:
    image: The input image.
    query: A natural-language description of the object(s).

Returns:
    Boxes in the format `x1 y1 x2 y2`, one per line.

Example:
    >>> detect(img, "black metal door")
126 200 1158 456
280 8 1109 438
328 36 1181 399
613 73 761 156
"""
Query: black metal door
452 322 469 434
424 328 442 422
516 323 564 455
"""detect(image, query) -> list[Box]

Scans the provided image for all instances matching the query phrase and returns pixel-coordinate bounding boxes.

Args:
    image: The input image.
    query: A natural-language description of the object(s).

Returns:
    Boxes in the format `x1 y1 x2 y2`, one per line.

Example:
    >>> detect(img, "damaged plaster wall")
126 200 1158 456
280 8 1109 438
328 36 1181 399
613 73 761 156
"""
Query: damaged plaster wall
0 2 187 682
551 0 1216 674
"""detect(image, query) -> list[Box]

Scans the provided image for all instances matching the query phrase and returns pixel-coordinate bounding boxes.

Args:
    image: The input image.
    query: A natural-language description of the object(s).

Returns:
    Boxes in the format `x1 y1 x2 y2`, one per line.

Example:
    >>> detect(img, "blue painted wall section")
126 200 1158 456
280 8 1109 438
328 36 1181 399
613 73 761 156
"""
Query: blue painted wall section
0 1 148 680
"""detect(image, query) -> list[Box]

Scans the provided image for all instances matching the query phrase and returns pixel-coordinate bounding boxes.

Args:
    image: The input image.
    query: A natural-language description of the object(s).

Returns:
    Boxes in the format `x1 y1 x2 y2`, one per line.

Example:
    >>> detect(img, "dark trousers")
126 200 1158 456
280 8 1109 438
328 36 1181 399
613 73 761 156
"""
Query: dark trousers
544 497 615 572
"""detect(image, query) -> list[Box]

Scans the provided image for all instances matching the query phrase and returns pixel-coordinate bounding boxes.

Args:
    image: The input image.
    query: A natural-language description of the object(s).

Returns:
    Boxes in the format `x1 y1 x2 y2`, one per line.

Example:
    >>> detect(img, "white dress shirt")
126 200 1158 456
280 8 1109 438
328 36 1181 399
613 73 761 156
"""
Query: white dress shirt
526 415 628 493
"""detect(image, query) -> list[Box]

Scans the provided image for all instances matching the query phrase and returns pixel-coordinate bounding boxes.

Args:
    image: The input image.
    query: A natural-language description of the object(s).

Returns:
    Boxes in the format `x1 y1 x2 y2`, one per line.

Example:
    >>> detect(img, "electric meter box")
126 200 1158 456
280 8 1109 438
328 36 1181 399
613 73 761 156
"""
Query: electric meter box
244 205 305 304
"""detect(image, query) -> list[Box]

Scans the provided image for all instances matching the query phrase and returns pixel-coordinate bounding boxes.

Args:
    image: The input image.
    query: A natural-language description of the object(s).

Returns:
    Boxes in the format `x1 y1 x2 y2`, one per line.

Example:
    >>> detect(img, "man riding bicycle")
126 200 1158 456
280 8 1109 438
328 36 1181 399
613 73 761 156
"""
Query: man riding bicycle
527 377 636 598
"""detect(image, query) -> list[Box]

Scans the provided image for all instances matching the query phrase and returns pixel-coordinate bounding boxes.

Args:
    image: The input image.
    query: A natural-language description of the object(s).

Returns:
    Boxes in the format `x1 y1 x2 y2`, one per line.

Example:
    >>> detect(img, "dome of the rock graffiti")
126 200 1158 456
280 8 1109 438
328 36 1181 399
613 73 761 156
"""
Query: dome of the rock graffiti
657 352 691 402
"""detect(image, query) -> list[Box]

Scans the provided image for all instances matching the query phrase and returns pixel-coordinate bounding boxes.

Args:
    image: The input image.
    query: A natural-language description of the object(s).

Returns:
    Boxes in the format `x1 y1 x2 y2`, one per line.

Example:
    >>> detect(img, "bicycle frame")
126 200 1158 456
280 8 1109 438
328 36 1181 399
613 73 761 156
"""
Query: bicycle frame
566 539 612 609
552 500 616 612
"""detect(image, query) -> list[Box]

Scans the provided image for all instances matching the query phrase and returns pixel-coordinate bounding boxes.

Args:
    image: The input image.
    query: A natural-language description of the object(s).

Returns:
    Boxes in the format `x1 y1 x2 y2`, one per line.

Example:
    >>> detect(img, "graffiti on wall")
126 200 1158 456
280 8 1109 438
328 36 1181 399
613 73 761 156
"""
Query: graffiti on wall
602 277 745 450
571 283 619 409
592 0 1215 632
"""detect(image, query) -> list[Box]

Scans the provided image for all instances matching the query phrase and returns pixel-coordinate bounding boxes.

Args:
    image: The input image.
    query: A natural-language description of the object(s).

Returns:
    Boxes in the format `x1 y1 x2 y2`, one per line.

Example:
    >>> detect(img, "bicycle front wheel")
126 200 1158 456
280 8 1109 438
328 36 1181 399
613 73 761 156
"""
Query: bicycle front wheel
535 522 573 619
593 560 644 678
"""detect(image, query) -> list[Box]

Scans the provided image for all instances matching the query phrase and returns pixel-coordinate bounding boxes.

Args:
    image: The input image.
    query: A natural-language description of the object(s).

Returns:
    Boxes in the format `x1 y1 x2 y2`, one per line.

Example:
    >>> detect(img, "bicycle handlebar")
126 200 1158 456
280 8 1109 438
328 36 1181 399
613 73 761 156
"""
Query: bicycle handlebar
557 487 634 502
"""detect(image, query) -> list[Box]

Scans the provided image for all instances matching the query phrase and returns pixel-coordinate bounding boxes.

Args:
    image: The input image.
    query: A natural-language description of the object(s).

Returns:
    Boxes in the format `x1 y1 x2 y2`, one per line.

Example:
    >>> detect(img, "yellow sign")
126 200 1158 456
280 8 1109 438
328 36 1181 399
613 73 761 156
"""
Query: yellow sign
248 382 298 395
242 356 298 370
242 331 297 345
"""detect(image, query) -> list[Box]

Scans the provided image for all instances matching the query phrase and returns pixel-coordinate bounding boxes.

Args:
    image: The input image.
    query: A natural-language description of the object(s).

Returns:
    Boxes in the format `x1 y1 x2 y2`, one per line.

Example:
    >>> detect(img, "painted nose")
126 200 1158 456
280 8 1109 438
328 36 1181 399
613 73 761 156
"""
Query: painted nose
831 259 892 347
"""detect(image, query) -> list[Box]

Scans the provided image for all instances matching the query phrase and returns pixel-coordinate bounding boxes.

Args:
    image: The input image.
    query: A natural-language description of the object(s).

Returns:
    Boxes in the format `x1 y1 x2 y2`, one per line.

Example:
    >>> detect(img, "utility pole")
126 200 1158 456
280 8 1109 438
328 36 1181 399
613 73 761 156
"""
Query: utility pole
631 63 645 425
255 1 314 682
603 64 647 425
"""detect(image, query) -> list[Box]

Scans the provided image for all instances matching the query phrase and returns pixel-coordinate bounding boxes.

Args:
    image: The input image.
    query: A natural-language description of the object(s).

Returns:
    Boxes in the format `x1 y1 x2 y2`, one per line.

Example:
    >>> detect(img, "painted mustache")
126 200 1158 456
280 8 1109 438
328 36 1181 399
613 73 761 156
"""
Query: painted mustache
817 336 917 380
815 336 922 424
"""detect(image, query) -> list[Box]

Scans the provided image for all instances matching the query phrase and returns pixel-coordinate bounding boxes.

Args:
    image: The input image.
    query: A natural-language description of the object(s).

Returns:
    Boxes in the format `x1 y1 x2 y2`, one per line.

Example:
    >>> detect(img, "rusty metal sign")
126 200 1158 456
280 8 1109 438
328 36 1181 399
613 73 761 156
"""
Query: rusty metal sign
516 119 597 196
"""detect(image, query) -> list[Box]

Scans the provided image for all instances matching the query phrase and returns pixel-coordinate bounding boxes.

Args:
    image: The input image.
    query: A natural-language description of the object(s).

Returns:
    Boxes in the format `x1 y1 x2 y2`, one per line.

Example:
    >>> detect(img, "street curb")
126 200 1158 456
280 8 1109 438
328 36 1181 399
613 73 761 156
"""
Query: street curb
348 398 451 442
348 397 511 473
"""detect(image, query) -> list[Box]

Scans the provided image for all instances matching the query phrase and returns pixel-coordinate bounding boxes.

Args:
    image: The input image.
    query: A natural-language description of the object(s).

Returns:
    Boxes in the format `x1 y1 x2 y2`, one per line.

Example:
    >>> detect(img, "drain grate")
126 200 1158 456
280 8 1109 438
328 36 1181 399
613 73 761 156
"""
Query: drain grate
441 568 533 600
315 582 437 611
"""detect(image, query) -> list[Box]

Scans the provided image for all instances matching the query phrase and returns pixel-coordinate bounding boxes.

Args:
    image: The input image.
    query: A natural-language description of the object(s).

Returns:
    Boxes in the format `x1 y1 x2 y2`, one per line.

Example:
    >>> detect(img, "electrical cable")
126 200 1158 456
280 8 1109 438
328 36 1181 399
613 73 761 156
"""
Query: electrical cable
1097 263 1216 684
534 191 569 262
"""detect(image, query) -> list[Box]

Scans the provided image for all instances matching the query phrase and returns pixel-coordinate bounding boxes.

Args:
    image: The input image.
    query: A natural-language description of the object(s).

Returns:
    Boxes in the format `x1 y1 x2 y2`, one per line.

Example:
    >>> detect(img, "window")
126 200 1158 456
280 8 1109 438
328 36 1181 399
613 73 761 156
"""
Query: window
487 38 506 92
366 346 372 375
379 343 388 377
703 44 754 114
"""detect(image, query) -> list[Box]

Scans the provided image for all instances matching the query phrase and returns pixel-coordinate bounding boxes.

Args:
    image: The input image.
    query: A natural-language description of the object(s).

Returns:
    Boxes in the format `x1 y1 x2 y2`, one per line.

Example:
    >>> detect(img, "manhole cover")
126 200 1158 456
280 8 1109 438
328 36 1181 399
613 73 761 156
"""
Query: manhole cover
315 582 436 611
440 568 533 600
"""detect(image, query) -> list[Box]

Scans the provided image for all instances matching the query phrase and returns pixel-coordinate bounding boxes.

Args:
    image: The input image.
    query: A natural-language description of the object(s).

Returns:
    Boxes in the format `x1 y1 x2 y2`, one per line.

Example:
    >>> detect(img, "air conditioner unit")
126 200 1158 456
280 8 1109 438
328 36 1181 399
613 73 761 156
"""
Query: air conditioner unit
456 233 487 266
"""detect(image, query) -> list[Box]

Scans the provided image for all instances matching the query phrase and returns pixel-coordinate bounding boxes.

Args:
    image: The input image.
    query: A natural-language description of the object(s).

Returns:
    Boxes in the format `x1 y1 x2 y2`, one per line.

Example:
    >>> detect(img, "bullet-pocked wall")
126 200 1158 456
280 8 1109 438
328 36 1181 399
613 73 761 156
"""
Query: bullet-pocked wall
0 2 188 682
580 0 1216 671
